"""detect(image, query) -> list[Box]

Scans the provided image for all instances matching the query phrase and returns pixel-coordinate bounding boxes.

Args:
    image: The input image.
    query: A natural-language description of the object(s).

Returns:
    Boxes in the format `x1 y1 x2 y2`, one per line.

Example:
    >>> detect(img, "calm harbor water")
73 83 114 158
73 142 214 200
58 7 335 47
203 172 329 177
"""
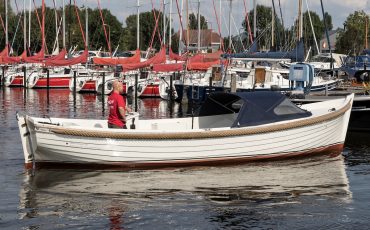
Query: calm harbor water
1 88 370 229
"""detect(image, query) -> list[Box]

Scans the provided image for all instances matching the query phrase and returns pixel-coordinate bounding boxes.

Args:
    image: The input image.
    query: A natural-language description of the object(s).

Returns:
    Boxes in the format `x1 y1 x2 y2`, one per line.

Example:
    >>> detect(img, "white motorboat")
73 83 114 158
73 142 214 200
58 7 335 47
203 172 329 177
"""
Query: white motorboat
17 92 353 169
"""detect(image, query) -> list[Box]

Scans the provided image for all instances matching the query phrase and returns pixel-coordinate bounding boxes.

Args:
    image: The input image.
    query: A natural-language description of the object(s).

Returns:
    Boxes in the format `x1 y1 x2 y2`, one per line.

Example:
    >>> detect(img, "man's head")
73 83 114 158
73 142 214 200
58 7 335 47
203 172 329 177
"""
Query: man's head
112 80 123 94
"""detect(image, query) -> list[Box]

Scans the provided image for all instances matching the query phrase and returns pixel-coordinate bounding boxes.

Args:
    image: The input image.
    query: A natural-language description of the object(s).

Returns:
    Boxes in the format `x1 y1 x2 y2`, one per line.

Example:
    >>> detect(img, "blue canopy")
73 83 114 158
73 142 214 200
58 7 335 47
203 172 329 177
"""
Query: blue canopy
222 39 304 62
199 92 312 127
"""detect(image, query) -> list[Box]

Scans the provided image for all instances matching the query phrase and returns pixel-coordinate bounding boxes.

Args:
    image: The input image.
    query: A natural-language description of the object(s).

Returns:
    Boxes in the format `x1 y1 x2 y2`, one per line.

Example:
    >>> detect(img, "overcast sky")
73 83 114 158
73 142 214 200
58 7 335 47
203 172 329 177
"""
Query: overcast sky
25 0 370 36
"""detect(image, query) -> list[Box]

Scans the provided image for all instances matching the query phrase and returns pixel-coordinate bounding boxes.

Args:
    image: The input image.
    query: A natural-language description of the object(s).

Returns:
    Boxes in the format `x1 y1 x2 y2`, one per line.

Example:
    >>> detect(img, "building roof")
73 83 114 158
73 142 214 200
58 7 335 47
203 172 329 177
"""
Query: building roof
175 29 222 47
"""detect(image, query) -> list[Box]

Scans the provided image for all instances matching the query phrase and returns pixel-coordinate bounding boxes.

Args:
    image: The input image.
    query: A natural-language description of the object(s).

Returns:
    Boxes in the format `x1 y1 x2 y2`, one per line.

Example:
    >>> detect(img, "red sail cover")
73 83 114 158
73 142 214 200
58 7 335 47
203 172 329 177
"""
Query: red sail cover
93 50 141 65
169 49 188 61
2 50 27 63
187 59 221 71
188 50 223 63
47 49 67 61
122 47 166 72
45 49 88 66
23 48 45 63
152 63 184 72
0 46 9 63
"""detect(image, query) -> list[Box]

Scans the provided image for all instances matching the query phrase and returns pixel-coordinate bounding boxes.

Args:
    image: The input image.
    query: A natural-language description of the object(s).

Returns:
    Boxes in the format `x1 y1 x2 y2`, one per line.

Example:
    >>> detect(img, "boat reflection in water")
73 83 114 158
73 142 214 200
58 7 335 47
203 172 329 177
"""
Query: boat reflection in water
18 155 351 229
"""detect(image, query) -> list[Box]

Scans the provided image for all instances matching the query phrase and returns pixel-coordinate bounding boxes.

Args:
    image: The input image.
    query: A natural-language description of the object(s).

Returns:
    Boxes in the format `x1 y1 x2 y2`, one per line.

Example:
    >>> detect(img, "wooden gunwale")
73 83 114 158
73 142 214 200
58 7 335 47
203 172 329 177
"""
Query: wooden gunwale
33 99 352 140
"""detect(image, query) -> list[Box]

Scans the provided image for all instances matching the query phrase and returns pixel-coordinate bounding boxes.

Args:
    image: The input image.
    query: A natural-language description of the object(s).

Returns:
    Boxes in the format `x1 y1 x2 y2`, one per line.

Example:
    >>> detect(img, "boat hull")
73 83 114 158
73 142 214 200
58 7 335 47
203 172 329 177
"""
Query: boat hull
28 76 71 88
5 75 24 87
19 106 351 169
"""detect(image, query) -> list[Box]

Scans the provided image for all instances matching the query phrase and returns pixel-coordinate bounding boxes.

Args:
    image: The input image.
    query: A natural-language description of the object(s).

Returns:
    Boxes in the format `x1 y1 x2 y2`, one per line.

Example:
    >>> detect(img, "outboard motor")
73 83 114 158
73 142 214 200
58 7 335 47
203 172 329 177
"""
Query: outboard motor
288 63 314 98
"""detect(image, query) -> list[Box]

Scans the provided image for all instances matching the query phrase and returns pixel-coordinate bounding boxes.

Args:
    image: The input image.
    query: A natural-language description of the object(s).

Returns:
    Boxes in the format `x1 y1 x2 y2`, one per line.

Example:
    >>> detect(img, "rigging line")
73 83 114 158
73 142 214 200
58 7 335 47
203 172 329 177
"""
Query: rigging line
271 0 281 50
175 0 184 37
10 10 22 54
231 10 246 52
32 0 48 54
149 0 163 49
220 8 235 53
212 0 224 51
242 0 253 44
0 13 5 34
278 0 285 45
97 0 111 55
73 0 87 48
304 0 319 54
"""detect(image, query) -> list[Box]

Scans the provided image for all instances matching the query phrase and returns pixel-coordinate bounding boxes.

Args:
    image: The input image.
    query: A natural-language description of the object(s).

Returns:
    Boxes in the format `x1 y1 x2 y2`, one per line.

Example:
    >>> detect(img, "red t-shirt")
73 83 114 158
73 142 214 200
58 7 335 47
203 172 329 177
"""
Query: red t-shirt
108 92 126 127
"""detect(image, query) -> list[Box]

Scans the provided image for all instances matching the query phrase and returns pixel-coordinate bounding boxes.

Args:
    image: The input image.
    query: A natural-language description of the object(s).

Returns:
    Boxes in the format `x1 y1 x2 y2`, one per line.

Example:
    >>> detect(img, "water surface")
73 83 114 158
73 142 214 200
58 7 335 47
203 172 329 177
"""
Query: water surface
1 88 370 229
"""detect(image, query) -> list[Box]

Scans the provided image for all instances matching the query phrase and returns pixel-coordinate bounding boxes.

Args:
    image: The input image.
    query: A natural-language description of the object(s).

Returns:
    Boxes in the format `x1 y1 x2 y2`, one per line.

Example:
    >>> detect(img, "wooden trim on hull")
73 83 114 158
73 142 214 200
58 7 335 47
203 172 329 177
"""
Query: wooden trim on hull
47 100 352 140
24 143 344 170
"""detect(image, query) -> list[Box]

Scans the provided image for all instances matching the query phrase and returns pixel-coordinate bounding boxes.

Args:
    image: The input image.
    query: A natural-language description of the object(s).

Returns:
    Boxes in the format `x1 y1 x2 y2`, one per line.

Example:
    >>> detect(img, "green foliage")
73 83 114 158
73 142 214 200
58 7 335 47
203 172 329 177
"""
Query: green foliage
242 5 284 50
302 11 325 55
122 9 174 52
336 10 369 55
0 4 124 55
188 13 208 30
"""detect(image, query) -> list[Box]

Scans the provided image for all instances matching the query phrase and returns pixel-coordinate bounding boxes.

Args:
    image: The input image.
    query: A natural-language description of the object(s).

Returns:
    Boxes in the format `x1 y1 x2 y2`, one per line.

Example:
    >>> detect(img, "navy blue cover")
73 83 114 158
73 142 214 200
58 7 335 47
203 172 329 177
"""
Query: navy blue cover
199 91 312 127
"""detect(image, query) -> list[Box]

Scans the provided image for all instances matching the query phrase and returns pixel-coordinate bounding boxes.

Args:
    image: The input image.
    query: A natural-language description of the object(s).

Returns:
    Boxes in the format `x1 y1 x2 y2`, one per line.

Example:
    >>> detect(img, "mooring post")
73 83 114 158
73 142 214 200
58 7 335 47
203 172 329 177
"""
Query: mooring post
46 69 50 104
170 72 174 101
135 73 138 112
1 66 4 87
23 66 27 88
231 73 237 93
102 72 105 101
73 71 77 108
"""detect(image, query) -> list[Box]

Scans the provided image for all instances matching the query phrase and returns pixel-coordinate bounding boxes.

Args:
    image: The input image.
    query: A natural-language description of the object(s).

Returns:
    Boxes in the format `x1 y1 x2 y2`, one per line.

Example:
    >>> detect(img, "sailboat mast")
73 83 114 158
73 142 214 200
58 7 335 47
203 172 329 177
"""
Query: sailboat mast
253 0 256 40
62 0 65 48
219 0 222 49
54 0 59 52
298 0 303 40
271 0 274 48
23 0 26 51
178 0 183 55
137 0 140 50
163 0 166 46
169 0 172 49
5 0 8 47
228 0 232 51
186 0 189 52
366 16 368 49
197 0 200 52
85 5 88 49
42 0 45 51
28 0 31 48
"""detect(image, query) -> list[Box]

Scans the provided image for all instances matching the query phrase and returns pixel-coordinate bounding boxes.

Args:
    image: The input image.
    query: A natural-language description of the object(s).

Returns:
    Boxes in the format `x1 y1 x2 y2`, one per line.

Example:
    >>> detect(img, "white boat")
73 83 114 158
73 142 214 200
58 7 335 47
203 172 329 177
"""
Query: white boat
17 92 353 169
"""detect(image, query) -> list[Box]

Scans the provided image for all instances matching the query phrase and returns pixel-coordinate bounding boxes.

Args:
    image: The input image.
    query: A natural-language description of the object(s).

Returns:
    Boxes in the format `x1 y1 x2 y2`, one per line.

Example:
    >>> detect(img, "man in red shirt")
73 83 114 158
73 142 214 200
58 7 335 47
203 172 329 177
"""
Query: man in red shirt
107 80 131 129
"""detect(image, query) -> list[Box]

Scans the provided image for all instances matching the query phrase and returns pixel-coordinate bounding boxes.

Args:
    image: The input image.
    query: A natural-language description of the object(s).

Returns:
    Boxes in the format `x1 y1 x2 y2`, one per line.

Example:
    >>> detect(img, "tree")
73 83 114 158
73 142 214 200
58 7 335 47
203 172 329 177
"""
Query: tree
122 9 171 51
188 13 208 30
336 10 369 55
302 11 325 55
242 5 284 51
323 12 333 31
1 4 125 55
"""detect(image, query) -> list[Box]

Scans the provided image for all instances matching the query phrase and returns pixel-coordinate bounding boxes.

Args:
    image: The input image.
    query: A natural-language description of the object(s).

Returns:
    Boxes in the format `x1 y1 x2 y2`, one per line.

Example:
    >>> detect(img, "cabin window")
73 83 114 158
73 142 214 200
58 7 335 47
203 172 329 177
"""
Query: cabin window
230 99 243 113
273 99 307 116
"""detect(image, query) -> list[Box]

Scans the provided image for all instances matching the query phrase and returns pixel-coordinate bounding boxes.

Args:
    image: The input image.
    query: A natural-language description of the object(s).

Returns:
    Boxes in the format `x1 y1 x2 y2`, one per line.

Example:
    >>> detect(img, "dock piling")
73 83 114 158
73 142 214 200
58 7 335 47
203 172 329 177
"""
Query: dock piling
135 73 138 112
46 69 50 104
73 71 77 108
23 66 27 88
170 72 174 102
1 66 4 87
101 72 105 114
